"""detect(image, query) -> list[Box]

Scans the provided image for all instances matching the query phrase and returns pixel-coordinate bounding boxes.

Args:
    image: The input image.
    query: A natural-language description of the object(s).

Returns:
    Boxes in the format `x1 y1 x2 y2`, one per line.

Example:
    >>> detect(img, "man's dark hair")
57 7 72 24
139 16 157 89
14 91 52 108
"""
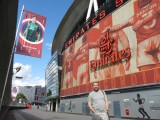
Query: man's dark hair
92 82 99 86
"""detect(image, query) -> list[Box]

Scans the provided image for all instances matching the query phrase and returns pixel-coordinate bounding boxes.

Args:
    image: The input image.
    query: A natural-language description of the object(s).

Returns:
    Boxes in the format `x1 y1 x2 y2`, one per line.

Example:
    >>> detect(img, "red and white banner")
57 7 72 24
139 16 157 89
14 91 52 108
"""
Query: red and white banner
16 10 46 58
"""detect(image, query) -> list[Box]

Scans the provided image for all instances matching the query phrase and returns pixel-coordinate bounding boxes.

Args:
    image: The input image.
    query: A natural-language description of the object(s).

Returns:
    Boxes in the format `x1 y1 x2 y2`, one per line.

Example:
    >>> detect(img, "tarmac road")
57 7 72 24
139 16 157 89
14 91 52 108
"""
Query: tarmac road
4 106 135 120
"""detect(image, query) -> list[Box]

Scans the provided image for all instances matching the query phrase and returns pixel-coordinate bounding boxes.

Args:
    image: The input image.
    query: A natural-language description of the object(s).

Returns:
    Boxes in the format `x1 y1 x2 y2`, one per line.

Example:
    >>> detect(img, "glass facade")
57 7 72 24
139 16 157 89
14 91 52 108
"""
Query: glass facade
45 51 61 100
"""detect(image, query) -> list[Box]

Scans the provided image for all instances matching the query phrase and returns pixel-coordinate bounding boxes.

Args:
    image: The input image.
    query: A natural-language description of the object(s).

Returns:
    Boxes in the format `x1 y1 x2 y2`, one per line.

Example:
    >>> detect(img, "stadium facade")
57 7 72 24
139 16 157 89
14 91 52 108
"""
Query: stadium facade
51 0 160 119
45 51 62 112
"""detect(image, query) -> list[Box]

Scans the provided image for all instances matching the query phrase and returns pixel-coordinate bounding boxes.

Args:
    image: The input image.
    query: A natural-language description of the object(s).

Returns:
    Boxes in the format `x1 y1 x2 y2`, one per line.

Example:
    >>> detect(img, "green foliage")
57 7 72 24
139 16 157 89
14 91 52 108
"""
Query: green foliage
16 93 27 103
47 89 52 97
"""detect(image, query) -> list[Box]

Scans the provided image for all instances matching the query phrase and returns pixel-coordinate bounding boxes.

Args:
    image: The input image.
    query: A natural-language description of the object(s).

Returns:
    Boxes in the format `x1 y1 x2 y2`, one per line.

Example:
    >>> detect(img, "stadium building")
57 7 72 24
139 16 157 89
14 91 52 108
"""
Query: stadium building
51 0 160 119
45 51 62 112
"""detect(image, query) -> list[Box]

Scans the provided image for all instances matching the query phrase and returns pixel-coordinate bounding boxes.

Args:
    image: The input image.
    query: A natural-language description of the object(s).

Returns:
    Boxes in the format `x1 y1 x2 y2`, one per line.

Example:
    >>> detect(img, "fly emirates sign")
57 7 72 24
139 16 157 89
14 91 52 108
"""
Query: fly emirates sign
90 30 131 71
64 0 130 50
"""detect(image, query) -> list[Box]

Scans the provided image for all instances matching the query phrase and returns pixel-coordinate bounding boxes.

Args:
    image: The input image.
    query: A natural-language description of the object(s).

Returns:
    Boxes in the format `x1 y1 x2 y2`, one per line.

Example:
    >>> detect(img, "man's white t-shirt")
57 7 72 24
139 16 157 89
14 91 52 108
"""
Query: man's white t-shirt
88 90 107 113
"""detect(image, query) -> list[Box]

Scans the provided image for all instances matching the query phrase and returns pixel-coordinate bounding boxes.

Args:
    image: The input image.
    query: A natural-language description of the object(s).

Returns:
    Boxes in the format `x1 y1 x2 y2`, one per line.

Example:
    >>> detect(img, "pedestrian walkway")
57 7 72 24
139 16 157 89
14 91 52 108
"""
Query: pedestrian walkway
4 106 134 120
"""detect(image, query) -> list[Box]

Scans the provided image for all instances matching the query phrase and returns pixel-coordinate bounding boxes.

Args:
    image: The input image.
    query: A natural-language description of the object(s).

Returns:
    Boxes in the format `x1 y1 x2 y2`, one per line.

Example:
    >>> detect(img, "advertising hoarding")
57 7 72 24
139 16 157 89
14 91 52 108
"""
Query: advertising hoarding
61 0 160 96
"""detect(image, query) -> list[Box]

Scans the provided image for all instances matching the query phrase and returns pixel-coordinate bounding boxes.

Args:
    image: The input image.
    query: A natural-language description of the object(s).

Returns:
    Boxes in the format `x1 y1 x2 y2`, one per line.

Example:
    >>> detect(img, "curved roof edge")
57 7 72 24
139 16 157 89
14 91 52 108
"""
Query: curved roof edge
51 0 89 55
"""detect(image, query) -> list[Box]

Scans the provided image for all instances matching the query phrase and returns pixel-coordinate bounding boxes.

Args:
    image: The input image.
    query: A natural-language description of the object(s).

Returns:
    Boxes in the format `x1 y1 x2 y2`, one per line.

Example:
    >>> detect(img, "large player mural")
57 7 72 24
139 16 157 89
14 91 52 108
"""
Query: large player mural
61 0 160 96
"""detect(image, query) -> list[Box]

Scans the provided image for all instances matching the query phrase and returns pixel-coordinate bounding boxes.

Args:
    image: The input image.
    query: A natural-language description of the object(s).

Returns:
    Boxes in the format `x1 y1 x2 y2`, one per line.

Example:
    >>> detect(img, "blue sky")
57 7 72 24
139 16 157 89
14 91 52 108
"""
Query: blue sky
13 0 74 87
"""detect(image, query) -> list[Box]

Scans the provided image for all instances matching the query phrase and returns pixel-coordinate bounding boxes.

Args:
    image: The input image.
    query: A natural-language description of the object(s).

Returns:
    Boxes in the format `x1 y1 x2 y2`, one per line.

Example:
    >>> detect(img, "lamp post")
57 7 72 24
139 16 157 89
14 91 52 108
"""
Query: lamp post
13 66 23 79
15 76 23 79
13 66 21 75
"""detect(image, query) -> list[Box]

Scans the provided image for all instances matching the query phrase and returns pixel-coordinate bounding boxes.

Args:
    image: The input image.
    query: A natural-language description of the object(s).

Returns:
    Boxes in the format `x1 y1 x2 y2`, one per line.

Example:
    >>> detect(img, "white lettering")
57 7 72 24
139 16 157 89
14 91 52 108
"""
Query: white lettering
136 3 157 17
86 0 98 20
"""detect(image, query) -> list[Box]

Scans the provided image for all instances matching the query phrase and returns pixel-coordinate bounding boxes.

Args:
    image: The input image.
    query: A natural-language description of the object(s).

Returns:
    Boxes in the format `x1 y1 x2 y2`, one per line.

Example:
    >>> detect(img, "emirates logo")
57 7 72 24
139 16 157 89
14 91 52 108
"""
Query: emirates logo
100 31 114 56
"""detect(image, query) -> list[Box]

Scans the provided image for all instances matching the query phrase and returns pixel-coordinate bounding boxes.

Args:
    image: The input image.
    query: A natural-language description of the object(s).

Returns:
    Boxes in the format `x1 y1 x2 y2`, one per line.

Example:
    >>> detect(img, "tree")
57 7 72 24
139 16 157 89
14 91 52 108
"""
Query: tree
47 90 52 97
16 93 27 103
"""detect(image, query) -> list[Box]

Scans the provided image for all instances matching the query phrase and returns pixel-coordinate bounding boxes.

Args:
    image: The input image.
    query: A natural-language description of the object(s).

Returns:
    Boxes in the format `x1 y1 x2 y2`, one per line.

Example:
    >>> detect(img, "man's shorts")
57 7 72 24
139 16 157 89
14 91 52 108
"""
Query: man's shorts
92 112 109 120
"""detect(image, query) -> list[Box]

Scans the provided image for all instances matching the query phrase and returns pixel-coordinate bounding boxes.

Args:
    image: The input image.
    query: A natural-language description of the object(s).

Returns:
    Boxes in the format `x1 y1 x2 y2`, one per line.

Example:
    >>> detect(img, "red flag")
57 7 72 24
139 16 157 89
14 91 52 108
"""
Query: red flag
16 10 46 58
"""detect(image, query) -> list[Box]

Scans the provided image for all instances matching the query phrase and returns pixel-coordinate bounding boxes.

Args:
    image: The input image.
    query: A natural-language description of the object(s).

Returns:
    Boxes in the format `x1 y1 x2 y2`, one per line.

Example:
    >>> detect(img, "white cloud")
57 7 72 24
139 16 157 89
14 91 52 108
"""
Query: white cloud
45 43 52 50
12 63 45 87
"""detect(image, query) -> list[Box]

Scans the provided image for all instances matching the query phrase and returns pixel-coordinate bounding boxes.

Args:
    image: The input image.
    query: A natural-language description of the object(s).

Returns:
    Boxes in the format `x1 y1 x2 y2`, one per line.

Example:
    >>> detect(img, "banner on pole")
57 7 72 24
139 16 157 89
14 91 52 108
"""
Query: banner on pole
16 10 46 58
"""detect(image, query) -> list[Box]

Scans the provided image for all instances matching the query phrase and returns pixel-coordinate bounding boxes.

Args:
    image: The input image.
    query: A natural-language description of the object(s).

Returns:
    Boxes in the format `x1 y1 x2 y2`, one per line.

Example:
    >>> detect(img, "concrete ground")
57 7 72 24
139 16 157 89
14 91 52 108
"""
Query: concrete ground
4 106 135 120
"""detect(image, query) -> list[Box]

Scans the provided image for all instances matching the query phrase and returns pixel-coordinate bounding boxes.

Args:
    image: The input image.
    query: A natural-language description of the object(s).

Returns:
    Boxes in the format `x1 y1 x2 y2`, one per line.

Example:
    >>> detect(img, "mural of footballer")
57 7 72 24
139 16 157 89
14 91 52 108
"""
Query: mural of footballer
104 0 160 71
92 15 131 80
62 46 74 89
70 28 102 86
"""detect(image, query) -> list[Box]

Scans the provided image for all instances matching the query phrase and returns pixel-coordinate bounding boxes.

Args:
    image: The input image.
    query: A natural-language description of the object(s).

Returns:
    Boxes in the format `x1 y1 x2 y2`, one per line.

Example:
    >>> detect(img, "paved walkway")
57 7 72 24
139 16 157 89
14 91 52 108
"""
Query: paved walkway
4 106 134 120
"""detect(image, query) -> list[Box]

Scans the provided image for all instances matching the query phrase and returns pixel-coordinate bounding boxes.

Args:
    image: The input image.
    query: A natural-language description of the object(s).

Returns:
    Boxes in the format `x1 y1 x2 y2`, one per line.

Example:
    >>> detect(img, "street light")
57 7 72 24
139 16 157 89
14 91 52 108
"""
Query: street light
13 66 21 75
15 76 23 79
13 66 23 79
0 68 23 110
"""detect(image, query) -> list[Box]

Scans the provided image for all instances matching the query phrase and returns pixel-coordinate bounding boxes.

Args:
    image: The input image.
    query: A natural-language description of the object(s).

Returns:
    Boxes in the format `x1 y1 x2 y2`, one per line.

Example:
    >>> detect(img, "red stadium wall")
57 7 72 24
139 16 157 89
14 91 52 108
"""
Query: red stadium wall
61 0 160 97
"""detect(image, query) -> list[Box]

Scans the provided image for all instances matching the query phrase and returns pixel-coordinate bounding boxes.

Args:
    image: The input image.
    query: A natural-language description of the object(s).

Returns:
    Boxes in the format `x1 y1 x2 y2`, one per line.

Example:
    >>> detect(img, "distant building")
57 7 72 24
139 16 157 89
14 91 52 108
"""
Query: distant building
45 51 62 112
12 86 45 104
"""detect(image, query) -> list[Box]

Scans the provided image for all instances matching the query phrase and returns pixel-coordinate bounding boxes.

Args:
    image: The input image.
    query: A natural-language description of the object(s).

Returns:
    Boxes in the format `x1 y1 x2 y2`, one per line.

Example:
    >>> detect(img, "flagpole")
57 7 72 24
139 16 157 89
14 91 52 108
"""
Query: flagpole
15 5 24 40
0 5 24 111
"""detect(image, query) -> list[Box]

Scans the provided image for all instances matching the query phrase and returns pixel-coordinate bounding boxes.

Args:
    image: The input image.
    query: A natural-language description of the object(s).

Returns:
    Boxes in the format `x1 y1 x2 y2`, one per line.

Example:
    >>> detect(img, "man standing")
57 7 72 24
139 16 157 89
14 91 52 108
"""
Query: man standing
88 82 109 120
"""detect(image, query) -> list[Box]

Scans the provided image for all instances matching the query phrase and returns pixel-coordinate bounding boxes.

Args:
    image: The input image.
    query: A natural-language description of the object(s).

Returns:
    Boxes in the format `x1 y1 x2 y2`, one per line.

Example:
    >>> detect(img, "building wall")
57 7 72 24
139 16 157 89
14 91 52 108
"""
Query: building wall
60 96 89 114
45 51 62 111
0 0 18 119
34 86 46 104
61 0 160 96
12 86 45 104
59 0 160 119
60 88 160 119
45 51 59 100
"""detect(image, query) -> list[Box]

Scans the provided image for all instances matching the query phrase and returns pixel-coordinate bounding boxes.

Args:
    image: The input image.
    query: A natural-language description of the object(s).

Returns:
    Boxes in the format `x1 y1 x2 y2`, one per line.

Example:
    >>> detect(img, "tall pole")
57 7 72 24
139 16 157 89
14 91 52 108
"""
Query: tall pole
15 5 24 41
0 5 24 111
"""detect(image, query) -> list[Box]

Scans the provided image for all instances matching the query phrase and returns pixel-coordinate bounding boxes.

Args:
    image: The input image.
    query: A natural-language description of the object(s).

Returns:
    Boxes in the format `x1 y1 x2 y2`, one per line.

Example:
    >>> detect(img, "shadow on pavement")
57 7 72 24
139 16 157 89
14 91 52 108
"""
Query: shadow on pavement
19 110 67 120
4 111 16 120
18 110 43 120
